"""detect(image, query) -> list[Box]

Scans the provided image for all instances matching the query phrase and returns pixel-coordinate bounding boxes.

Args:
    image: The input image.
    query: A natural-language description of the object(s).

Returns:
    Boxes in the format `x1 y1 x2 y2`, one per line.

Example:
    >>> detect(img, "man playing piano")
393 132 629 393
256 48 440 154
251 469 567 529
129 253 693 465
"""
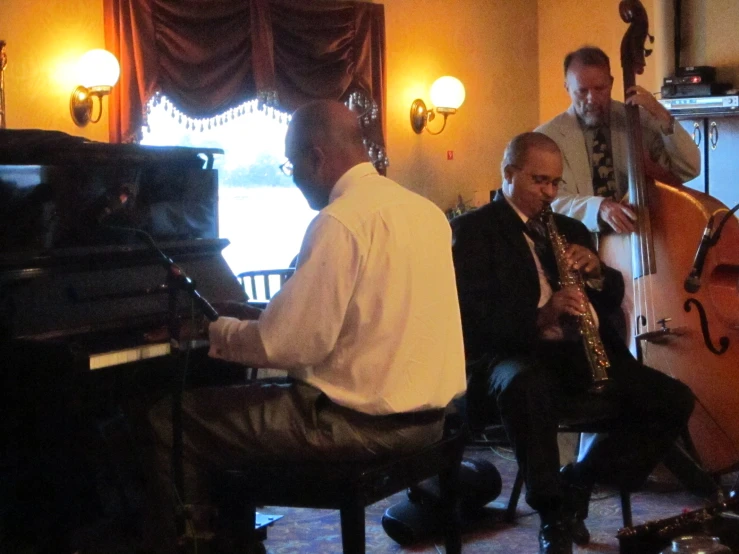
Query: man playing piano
137 100 467 553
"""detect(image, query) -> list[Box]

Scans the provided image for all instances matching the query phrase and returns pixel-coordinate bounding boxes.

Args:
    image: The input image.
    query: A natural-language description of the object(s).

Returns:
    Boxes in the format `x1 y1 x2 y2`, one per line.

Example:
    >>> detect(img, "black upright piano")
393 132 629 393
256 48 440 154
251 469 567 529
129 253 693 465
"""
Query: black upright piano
0 130 246 552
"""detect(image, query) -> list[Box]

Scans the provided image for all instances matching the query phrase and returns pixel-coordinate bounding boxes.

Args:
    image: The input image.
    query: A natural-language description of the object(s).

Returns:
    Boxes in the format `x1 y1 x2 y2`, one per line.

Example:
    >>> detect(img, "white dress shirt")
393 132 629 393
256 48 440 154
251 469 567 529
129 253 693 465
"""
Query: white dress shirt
209 162 467 415
502 192 598 340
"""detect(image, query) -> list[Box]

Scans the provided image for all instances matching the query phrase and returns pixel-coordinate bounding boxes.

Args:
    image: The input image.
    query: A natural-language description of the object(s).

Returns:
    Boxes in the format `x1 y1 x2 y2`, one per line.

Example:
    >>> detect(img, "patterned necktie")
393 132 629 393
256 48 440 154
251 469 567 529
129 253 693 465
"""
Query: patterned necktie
591 127 618 199
525 218 558 287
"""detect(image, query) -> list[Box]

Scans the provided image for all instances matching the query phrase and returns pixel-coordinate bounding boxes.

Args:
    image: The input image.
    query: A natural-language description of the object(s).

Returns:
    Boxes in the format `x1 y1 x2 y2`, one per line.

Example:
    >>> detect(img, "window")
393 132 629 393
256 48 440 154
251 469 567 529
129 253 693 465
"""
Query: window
140 95 317 277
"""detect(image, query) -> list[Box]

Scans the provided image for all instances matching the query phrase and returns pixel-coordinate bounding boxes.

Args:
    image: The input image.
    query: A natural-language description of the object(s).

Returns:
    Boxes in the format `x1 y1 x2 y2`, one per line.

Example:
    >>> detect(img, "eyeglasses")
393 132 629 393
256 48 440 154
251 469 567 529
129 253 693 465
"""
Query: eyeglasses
279 160 294 177
510 165 566 188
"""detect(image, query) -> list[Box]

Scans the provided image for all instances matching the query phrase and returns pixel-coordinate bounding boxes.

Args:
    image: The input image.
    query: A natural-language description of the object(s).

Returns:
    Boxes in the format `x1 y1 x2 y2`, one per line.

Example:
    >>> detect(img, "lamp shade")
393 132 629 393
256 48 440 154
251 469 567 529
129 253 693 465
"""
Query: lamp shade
77 49 120 89
429 76 465 110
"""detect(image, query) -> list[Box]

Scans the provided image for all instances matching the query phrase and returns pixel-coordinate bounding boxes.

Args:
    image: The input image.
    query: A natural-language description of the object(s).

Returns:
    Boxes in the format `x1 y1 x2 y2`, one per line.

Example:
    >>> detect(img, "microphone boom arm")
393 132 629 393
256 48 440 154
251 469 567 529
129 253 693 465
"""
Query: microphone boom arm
109 225 220 321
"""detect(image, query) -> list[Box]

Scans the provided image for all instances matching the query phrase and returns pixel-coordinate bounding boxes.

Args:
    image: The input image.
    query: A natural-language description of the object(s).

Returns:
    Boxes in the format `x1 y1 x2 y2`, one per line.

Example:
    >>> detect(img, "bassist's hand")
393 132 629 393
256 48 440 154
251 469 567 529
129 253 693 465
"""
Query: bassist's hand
598 199 637 233
625 85 672 124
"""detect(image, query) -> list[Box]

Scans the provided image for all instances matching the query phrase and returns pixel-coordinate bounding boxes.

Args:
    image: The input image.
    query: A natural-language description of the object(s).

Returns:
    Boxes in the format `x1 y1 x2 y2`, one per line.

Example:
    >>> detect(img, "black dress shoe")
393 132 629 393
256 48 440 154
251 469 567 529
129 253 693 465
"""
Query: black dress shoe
538 520 573 554
561 464 592 545
570 518 590 546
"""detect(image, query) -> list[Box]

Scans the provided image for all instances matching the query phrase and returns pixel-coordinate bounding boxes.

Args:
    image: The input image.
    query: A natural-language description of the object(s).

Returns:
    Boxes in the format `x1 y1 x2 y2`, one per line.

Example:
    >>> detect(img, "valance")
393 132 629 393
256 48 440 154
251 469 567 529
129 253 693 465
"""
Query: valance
104 0 386 160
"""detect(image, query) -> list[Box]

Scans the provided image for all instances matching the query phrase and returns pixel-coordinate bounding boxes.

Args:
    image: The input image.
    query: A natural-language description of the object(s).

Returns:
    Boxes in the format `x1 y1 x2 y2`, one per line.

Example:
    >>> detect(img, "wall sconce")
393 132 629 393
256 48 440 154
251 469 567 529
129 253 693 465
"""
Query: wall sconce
410 76 466 135
70 49 120 127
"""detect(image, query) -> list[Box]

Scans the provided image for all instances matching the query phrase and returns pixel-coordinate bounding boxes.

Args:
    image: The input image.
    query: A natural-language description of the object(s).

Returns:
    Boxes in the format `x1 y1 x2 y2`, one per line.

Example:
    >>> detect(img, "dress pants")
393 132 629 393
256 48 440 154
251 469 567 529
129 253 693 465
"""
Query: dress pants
485 339 694 513
133 378 445 554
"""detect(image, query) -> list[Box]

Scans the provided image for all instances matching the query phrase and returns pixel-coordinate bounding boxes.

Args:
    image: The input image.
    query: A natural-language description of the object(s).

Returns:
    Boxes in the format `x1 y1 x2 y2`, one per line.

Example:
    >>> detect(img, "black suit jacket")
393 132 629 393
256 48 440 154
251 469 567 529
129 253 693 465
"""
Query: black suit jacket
450 191 625 362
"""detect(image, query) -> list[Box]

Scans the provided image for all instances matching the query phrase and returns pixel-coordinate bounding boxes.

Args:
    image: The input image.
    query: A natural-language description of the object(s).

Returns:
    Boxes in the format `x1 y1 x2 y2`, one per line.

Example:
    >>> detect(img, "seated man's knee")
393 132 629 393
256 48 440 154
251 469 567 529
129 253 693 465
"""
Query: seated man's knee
492 357 552 407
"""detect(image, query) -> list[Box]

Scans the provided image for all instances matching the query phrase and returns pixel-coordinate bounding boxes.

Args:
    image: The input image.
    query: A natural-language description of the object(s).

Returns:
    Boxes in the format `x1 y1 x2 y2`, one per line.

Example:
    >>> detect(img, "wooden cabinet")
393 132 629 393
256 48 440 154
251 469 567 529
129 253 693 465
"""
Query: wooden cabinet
676 113 739 210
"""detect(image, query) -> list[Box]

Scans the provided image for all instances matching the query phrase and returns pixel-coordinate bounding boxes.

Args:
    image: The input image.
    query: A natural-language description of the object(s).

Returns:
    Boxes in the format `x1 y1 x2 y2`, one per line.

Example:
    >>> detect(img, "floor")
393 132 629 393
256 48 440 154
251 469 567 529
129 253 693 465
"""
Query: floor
231 447 733 554
5 443 738 554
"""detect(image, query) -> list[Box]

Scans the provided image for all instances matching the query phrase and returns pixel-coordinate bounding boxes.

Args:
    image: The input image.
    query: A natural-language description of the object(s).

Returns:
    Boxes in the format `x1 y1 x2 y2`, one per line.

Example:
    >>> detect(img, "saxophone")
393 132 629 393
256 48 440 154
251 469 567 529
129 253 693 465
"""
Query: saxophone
540 205 611 393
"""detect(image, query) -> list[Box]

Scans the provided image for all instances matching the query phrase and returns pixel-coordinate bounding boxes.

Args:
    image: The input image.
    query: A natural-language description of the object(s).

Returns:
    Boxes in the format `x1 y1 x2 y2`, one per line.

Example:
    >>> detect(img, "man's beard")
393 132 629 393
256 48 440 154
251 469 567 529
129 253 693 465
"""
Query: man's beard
579 104 607 128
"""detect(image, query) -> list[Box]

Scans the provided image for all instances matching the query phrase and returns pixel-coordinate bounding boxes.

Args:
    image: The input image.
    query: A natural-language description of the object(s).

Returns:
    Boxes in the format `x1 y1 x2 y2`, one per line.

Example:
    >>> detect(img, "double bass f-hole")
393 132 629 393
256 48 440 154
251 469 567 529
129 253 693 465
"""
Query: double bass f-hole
709 121 719 150
692 122 702 146
684 298 730 355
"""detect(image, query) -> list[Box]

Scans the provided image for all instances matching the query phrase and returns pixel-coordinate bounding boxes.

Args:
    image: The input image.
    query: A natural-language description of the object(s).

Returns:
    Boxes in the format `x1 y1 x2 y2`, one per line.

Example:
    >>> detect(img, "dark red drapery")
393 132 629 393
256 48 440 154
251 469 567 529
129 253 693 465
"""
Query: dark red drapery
103 0 386 152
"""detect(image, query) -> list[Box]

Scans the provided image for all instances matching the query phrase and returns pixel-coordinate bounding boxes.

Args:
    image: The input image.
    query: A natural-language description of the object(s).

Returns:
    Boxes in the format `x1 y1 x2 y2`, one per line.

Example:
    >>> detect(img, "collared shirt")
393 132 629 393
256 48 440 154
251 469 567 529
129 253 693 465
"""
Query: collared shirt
501 191 598 340
209 162 466 415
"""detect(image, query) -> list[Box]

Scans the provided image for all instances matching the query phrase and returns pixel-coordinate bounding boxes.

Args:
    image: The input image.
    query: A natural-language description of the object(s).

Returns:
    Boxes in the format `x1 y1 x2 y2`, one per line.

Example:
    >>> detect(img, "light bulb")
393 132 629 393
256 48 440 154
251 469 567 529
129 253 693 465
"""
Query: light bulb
77 49 120 89
430 76 465 110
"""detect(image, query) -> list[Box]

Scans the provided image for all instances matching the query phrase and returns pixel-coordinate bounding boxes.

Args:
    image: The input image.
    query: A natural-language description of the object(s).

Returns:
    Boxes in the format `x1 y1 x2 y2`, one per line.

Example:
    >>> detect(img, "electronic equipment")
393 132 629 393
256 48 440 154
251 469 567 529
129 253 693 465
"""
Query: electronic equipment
659 95 739 114
676 65 717 81
665 75 713 86
661 82 731 98
661 66 727 99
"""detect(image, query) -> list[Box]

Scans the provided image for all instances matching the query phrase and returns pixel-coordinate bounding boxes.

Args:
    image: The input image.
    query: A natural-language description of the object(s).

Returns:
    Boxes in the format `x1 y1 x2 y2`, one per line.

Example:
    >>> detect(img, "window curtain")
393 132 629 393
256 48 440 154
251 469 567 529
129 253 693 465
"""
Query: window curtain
103 0 386 157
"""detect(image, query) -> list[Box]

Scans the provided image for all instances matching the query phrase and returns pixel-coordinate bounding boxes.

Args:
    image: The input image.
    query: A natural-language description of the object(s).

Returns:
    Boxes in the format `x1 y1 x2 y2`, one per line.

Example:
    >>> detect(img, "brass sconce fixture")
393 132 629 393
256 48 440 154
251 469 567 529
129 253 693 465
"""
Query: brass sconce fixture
410 76 466 135
70 49 120 127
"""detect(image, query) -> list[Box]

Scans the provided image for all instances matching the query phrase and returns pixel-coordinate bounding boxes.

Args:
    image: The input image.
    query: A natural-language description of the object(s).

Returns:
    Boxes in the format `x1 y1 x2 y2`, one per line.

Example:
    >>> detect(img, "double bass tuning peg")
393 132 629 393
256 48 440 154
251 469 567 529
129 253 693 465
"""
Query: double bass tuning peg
644 34 654 58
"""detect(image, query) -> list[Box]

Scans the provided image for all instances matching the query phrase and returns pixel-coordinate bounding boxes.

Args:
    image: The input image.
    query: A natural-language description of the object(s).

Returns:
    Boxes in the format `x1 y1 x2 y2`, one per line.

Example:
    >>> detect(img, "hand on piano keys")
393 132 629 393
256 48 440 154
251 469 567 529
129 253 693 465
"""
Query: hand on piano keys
142 301 262 346
211 300 263 321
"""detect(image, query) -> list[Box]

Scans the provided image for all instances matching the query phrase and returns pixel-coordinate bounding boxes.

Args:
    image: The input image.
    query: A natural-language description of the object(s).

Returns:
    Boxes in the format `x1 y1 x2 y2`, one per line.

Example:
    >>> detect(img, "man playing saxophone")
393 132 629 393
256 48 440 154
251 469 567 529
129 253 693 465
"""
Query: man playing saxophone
450 131 695 554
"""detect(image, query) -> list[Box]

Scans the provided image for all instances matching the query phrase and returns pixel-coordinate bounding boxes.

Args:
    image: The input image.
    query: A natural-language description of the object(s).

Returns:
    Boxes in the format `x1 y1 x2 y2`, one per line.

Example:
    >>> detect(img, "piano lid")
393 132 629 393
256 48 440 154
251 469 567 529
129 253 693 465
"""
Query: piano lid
0 128 223 169
0 129 224 257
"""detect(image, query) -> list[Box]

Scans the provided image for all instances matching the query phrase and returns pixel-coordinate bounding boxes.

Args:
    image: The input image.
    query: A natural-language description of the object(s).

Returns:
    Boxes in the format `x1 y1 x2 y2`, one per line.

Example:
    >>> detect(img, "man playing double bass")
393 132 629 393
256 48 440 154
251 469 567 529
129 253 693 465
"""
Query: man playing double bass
535 44 716 526
537 46 700 234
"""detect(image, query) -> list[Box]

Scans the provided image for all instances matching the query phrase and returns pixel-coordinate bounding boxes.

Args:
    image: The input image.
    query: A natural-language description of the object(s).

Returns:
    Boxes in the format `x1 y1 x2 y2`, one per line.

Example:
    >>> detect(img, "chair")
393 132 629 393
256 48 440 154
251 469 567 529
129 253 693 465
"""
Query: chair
467 392 634 527
210 416 466 554
504 423 633 528
236 268 295 305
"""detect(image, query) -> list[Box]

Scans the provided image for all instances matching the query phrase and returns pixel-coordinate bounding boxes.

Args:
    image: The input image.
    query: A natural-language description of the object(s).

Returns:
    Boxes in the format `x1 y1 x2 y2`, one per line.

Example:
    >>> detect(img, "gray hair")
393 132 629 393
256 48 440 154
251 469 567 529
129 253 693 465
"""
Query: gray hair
564 46 611 76
500 132 561 180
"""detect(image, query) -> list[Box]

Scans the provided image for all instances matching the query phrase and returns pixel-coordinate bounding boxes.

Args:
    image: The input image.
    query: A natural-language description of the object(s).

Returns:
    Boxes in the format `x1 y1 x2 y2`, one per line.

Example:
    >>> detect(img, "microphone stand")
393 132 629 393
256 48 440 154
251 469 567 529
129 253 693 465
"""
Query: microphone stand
682 202 739 294
109 226 219 536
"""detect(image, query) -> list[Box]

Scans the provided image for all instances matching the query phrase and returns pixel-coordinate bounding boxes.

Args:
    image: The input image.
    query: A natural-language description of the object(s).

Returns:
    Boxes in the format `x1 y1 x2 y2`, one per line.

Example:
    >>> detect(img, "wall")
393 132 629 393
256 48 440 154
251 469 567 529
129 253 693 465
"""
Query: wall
0 0 108 141
678 0 739 88
380 0 540 210
1 0 539 212
537 0 662 125
4 0 739 210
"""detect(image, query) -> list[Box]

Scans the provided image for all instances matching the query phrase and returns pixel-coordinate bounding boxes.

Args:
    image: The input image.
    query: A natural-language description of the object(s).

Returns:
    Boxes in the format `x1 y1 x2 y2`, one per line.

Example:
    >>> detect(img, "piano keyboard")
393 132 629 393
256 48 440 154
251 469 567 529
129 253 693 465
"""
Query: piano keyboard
89 341 171 370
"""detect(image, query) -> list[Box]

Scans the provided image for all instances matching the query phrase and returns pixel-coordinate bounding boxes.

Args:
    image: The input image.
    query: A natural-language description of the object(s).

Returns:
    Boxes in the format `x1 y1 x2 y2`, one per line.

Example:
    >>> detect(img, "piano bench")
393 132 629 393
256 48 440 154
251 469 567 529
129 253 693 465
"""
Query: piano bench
210 419 465 554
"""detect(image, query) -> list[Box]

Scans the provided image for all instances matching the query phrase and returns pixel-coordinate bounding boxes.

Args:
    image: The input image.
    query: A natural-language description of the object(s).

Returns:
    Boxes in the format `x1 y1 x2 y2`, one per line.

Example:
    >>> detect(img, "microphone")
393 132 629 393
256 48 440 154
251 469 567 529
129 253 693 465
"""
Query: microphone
162 255 220 322
106 224 219 322
684 216 715 294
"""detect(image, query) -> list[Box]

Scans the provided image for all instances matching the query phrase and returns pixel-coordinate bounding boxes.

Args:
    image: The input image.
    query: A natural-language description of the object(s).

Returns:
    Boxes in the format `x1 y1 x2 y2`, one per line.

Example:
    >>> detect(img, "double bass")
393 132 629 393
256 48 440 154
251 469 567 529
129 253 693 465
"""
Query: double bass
600 0 739 475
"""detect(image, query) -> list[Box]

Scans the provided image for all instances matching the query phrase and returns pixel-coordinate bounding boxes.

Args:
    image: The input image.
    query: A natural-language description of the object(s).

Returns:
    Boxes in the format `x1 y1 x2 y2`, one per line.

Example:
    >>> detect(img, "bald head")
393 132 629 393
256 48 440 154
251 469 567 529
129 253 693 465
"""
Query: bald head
285 100 370 210
500 131 561 180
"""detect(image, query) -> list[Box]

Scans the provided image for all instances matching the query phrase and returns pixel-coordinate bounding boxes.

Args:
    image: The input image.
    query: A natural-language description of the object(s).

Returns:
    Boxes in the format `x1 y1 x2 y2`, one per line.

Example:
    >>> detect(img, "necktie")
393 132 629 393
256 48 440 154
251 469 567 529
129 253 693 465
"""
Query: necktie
525 218 558 287
591 127 618 199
